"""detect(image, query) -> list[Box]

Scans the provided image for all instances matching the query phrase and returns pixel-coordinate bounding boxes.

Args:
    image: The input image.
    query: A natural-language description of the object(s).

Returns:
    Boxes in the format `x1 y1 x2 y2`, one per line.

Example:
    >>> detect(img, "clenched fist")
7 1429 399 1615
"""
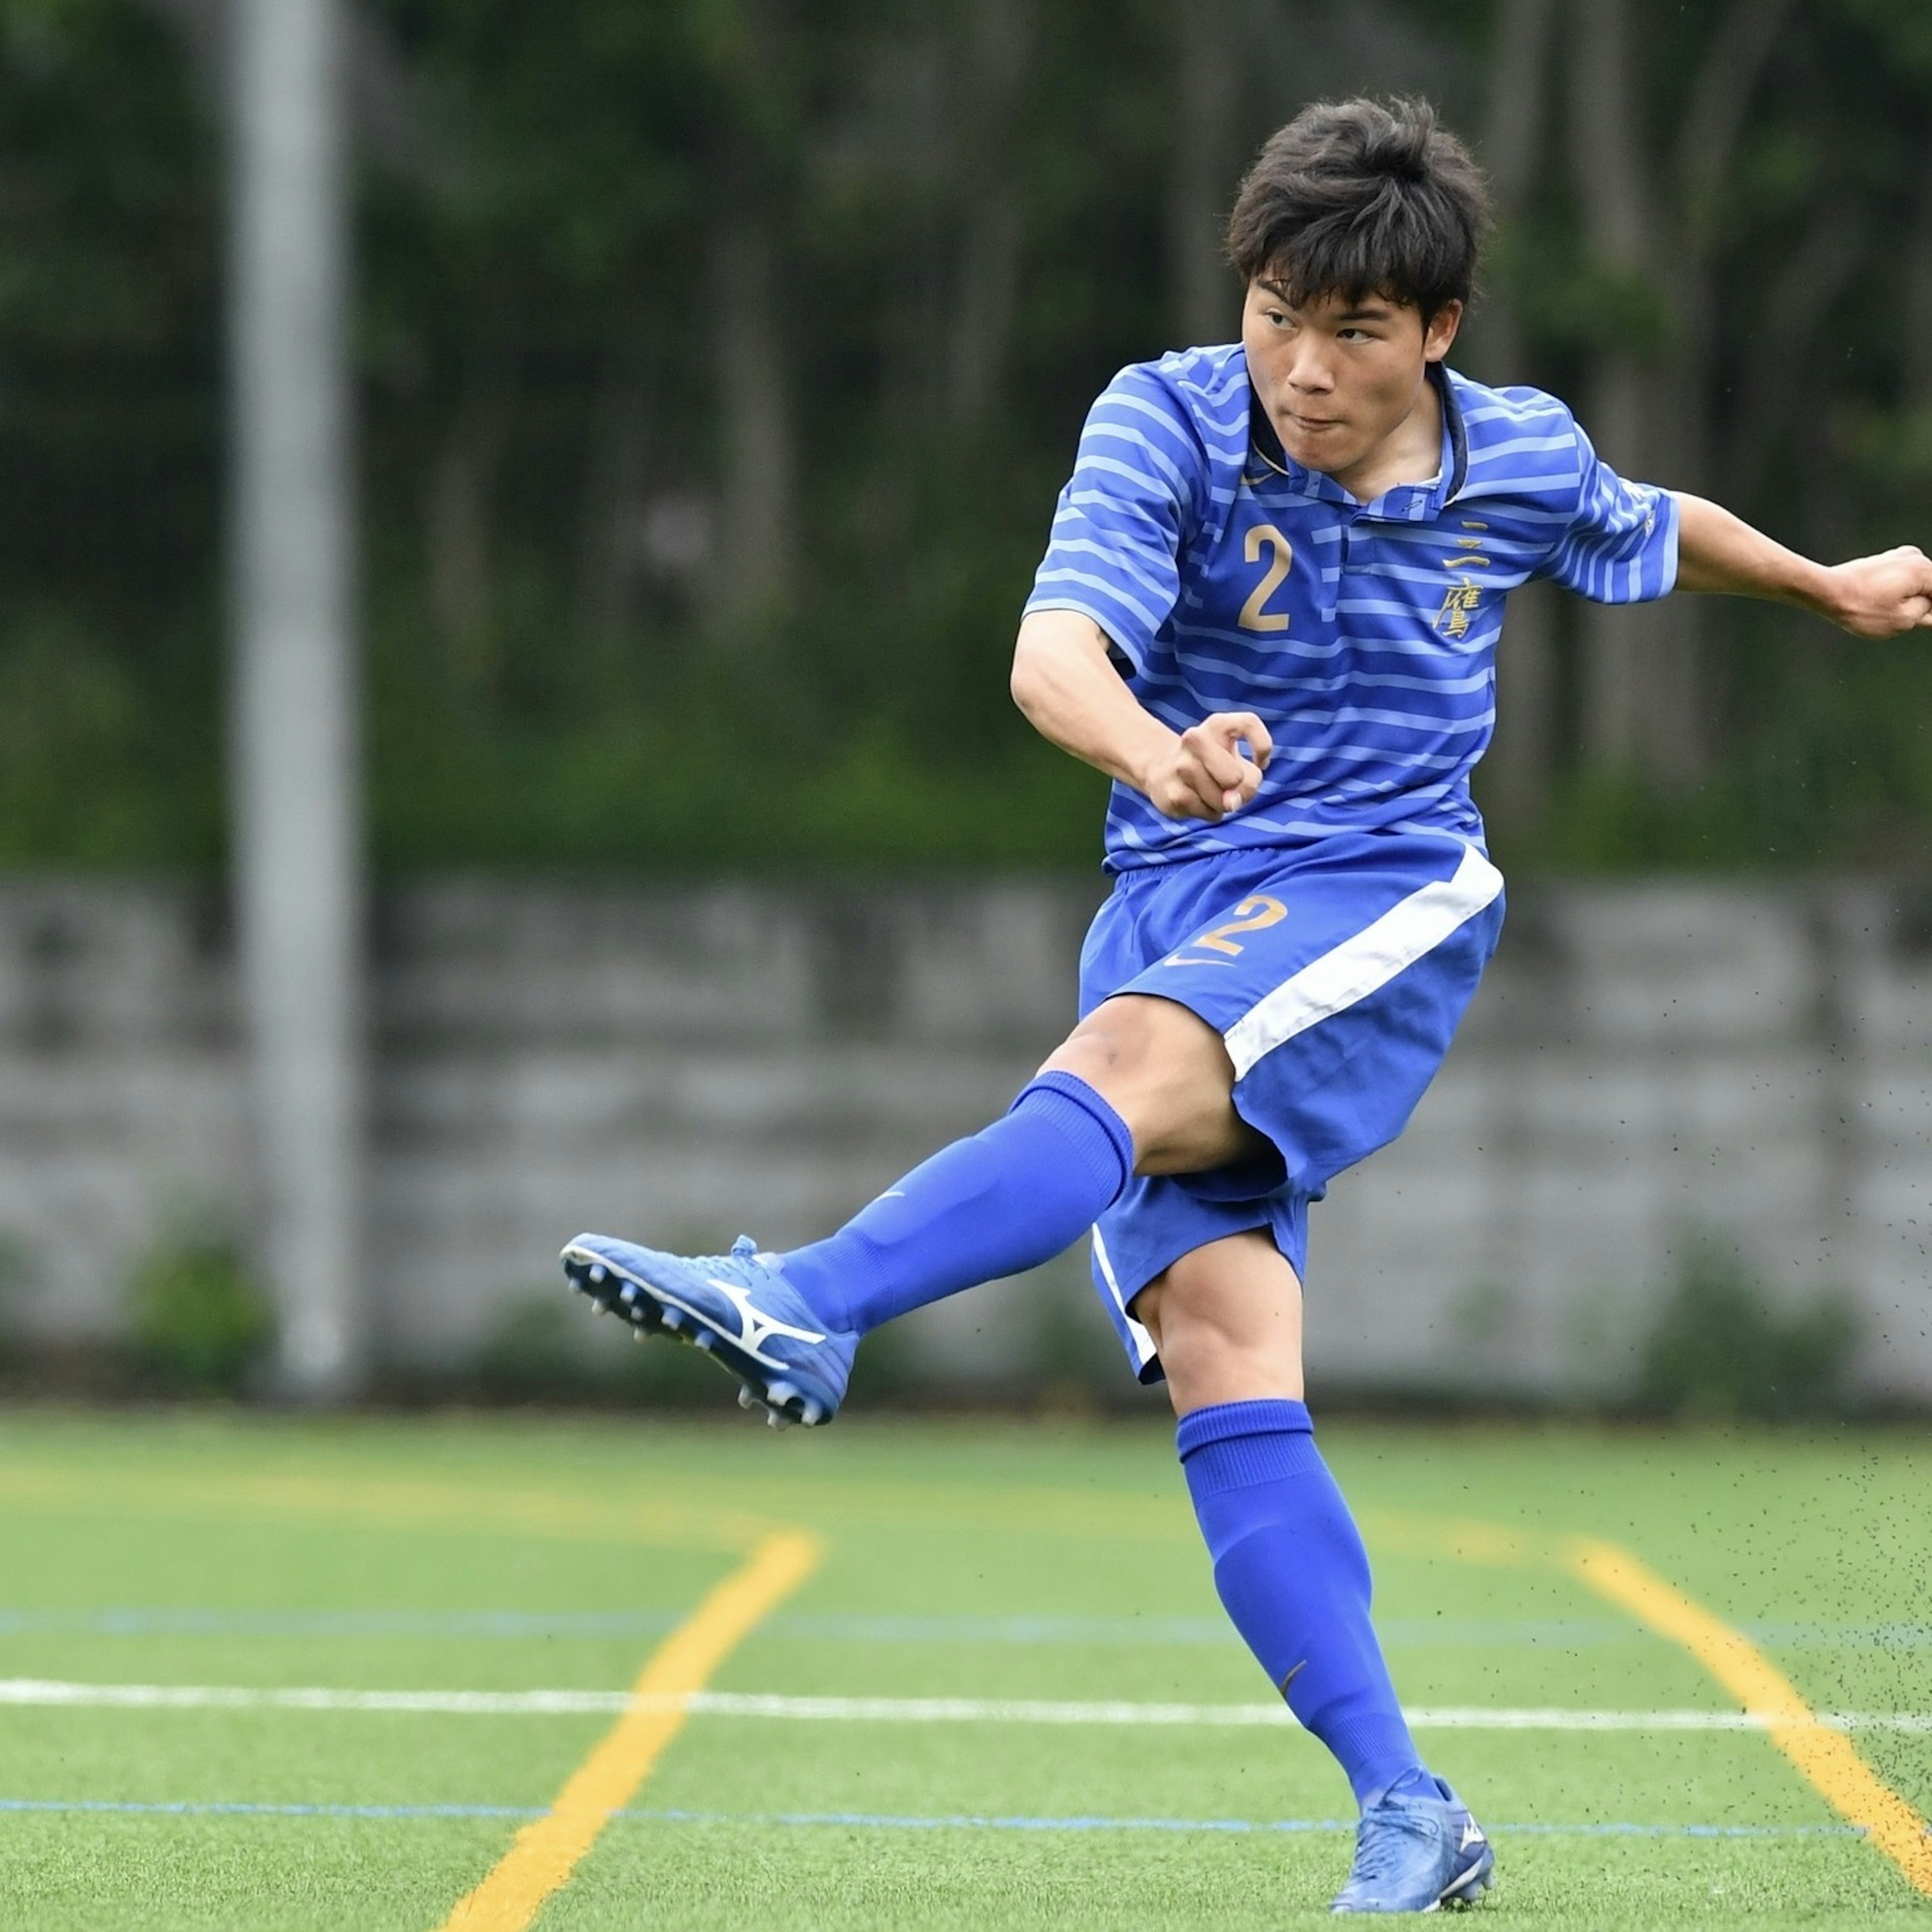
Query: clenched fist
1139 711 1275 822
1819 545 1932 638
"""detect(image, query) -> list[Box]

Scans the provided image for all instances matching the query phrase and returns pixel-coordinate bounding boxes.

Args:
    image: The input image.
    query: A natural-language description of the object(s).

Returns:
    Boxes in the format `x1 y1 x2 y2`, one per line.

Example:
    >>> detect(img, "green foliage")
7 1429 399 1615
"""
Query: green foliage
468 1296 591 1401
1638 1245 1861 1420
0 607 218 866
1491 222 1676 363
1499 605 1932 873
473 1293 771 1404
126 1232 275 1395
371 712 1108 872
8 1 1932 874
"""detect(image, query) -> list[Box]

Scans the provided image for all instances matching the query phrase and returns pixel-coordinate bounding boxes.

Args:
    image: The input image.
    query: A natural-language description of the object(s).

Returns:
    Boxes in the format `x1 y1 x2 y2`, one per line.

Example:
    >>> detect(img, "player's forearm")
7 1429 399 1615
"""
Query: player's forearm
1672 494 1932 637
1672 493 1837 616
1009 610 1177 791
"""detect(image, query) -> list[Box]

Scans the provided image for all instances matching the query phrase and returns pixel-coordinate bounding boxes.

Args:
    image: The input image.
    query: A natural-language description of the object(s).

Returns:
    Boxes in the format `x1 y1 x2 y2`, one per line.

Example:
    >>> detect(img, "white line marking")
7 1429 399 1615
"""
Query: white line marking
1 1679 1926 1731
0 1679 631 1714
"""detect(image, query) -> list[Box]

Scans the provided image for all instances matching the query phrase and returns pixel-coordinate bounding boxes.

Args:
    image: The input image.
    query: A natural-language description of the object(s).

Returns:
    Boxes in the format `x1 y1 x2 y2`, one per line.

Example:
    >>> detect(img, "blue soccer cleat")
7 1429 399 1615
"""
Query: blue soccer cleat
1329 1776 1493 1913
560 1232 856 1428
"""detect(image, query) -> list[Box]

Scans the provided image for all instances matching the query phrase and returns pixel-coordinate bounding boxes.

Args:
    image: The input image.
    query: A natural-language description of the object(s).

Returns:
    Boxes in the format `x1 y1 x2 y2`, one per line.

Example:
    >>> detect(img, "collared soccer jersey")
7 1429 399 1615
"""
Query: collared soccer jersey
1024 345 1678 870
1029 342 1676 1380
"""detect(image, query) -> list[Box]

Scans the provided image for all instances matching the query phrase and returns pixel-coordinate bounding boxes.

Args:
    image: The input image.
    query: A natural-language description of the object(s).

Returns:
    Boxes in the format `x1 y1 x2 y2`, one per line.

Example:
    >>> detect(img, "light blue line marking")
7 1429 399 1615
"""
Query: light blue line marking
642 1812 1865 1841
0 1608 1922 1650
0 1798 1867 1839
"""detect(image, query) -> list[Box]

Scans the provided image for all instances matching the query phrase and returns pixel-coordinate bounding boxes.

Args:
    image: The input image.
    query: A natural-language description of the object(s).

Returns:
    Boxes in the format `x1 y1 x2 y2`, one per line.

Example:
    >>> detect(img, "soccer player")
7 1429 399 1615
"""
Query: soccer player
562 98 1932 1911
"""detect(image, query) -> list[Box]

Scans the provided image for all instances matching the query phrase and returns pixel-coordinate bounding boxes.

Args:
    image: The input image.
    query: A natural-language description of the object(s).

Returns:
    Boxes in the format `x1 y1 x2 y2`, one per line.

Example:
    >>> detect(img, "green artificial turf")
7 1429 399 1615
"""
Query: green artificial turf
0 1410 1926 1929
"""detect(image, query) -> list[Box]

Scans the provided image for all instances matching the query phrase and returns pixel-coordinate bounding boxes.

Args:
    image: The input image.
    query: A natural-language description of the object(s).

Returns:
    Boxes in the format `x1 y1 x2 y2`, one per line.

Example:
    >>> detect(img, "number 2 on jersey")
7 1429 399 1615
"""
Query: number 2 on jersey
1238 524 1293 632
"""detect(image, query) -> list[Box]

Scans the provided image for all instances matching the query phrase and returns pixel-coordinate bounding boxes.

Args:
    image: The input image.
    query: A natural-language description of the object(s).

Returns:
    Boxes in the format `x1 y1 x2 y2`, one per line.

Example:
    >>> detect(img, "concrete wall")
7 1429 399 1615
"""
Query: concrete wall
2 875 1929 1401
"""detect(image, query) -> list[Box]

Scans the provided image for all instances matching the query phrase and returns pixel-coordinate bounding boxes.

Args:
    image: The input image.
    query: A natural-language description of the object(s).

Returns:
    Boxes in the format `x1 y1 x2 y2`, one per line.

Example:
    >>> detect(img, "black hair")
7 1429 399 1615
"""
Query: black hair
1225 96 1490 321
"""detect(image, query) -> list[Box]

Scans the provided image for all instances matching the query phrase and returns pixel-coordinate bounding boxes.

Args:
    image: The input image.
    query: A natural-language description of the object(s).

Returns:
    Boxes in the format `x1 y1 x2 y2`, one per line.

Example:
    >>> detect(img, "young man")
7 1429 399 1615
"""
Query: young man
561 98 1932 1912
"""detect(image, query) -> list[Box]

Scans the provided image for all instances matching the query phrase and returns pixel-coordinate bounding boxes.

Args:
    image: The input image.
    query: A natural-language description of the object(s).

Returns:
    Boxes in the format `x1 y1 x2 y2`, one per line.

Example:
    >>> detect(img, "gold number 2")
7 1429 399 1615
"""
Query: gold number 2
1238 524 1293 632
1190 896 1288 956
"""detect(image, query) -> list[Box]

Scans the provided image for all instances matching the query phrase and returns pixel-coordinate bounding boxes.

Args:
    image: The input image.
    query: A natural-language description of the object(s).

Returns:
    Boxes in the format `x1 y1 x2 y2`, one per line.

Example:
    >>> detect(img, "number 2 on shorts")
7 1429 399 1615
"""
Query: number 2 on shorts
1172 895 1287 962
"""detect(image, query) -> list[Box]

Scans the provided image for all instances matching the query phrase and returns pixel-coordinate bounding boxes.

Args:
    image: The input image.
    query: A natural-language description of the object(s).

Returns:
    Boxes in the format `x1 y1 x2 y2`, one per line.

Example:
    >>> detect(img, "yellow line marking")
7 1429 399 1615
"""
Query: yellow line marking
27 1476 1514 1559
1359 1509 1540 1568
1568 1535 1932 1895
436 1527 822 1932
0 1465 775 1555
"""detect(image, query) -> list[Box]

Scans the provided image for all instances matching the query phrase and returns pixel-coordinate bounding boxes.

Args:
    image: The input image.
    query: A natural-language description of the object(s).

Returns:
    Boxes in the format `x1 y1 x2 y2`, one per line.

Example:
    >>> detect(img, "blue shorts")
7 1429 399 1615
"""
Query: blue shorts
1079 832 1505 1383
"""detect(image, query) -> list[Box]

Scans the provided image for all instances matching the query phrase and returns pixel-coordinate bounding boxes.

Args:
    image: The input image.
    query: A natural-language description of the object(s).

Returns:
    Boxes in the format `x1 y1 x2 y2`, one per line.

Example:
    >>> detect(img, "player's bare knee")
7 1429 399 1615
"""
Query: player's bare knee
1041 997 1235 1172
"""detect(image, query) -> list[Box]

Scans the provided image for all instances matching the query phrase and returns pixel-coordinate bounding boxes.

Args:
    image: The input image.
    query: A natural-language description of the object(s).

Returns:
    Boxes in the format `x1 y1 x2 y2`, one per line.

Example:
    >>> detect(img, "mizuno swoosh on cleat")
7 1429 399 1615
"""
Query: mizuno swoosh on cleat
560 1232 857 1427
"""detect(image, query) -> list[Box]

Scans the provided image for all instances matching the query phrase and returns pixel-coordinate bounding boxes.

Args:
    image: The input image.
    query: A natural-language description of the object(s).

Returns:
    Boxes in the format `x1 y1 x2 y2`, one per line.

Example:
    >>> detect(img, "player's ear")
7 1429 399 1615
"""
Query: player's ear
1422 300 1463 364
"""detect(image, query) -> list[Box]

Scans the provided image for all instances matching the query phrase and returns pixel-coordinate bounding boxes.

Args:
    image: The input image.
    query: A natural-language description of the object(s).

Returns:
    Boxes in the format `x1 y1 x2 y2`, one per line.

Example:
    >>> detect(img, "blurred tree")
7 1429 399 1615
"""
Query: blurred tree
1465 0 1559 832
1564 0 1799 789
4 0 1932 873
0 0 222 863
1167 0 1242 346
705 0 803 637
943 0 1039 431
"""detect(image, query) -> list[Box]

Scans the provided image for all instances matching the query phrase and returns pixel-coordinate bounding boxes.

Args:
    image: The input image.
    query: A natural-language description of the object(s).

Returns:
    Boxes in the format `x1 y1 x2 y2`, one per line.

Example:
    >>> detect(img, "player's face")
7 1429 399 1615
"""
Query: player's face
1240 280 1461 488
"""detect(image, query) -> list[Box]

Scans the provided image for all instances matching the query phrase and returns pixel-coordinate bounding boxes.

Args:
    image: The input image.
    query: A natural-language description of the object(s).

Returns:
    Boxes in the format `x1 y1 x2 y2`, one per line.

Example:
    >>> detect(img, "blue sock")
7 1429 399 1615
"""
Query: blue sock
779 1072 1133 1335
1178 1399 1427 1809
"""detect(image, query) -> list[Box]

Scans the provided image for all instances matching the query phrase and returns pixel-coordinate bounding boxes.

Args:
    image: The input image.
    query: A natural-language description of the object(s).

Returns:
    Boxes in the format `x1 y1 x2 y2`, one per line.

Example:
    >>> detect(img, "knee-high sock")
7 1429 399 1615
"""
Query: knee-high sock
779 1071 1133 1336
1178 1398 1426 1809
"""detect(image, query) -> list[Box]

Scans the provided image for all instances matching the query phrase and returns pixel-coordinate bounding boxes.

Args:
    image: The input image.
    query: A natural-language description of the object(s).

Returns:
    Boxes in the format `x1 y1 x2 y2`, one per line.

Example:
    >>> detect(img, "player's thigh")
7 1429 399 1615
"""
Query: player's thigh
1041 993 1263 1176
1133 1228 1304 1416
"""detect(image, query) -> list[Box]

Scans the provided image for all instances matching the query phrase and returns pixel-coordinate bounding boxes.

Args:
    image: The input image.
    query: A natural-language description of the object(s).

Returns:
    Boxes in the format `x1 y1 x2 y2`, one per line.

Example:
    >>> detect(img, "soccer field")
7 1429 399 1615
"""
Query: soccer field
0 1411 1926 1929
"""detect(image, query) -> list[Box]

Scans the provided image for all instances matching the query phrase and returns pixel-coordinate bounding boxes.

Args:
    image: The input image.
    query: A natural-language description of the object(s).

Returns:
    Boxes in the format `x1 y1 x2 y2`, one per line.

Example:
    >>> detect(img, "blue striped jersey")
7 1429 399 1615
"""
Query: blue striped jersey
1023 343 1677 871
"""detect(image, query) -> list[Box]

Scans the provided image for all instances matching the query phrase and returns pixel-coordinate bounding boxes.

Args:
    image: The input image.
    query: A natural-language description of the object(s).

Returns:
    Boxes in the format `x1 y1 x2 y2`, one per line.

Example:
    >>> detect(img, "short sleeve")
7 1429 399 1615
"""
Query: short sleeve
1021 365 1206 671
1535 417 1679 605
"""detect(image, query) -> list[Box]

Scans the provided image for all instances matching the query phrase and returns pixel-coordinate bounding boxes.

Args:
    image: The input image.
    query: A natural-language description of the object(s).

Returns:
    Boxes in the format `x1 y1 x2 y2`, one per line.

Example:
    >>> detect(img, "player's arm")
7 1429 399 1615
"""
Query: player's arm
1674 493 1932 638
1010 609 1272 822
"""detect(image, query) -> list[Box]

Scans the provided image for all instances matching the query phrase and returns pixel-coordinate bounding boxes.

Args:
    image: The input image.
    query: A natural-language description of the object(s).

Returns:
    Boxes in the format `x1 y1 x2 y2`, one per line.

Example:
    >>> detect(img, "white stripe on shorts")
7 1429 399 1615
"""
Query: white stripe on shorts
1091 1226 1158 1371
1222 844 1503 1080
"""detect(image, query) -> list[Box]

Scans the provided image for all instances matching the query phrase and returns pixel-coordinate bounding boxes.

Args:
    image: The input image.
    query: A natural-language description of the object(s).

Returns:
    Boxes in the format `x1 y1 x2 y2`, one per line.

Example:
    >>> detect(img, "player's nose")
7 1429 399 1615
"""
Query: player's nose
1284 349 1335 392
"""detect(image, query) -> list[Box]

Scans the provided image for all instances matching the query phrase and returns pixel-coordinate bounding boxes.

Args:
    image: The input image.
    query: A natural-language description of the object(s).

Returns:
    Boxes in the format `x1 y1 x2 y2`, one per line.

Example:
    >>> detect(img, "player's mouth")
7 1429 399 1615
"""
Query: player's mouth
1280 411 1344 435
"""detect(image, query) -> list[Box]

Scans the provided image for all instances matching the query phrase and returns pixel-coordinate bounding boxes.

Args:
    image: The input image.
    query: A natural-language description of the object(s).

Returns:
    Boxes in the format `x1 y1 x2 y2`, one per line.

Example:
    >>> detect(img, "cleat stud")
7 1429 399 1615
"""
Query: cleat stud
660 1308 683 1333
800 1401 824 1426
588 1264 607 1285
738 1386 758 1409
619 1282 639 1304
765 1381 797 1410
694 1331 714 1353
632 1330 647 1343
766 1409 792 1430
